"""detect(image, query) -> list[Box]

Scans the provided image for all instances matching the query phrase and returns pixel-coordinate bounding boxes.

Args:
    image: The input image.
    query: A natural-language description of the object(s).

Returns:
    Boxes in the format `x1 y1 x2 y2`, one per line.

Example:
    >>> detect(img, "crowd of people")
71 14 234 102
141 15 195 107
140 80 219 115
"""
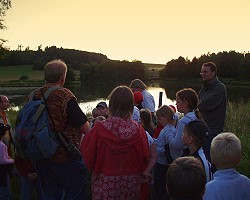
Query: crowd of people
0 59 249 200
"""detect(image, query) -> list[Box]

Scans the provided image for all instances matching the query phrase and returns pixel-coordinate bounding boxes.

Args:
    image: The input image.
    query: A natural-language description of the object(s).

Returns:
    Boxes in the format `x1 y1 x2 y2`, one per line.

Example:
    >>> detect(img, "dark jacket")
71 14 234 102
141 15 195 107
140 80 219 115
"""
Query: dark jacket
198 77 227 135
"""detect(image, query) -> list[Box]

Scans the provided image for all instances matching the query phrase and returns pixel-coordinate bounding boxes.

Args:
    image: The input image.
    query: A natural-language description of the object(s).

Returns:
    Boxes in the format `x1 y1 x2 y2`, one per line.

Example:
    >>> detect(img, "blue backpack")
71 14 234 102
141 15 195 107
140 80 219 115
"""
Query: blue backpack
14 86 61 161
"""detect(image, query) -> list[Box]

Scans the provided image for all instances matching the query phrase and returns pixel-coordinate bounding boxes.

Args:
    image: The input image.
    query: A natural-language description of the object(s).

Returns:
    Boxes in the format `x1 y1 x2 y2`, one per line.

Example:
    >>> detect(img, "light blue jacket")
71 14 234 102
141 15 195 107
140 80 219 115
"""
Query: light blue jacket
166 111 197 159
154 124 176 165
142 89 155 113
204 168 250 200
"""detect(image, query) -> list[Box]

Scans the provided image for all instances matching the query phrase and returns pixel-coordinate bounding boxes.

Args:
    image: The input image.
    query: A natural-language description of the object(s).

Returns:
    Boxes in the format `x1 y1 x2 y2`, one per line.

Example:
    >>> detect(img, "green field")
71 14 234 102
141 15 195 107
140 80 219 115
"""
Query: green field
0 65 44 81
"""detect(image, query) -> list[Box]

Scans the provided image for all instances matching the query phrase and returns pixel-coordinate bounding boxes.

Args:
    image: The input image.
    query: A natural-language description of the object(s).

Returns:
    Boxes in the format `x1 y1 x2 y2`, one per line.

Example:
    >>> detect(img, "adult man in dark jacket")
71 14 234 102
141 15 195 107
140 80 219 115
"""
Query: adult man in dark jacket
198 62 227 162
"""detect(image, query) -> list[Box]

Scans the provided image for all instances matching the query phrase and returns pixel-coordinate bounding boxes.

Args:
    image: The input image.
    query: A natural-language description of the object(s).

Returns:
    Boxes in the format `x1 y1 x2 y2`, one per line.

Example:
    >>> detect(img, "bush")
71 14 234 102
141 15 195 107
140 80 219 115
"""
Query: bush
19 75 29 81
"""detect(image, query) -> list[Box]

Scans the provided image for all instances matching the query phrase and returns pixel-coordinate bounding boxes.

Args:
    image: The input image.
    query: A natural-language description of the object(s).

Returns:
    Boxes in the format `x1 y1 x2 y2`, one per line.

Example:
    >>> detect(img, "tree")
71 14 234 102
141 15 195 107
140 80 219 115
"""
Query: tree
0 0 11 29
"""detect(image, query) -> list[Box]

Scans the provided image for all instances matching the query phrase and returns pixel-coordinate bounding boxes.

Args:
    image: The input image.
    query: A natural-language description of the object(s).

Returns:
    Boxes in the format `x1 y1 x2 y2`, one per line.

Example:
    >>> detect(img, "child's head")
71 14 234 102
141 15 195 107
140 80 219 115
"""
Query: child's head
156 105 175 126
140 108 152 125
211 132 241 169
133 91 143 105
96 101 108 117
176 88 198 114
129 79 147 92
0 123 10 140
182 120 209 149
166 157 206 200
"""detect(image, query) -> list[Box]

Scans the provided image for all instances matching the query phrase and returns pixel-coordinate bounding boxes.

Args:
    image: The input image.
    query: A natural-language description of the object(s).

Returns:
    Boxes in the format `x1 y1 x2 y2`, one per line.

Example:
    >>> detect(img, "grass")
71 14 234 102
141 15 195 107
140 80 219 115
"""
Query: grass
0 65 44 81
6 100 250 199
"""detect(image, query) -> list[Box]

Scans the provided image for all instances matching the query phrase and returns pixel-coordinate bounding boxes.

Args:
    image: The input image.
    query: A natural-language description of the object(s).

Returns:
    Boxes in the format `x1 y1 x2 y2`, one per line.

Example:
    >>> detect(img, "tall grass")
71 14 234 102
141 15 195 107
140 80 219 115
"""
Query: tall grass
224 101 250 177
6 100 250 199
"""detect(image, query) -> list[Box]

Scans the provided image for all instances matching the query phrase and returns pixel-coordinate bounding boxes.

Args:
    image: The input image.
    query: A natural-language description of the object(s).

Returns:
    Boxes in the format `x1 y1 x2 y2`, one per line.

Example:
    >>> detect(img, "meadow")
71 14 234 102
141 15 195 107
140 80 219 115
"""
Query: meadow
0 65 44 81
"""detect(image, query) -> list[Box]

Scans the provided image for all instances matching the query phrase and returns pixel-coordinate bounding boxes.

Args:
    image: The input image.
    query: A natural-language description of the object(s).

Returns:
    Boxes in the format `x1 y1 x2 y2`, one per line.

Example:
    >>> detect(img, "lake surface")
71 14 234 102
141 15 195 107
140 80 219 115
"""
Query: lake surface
2 80 250 114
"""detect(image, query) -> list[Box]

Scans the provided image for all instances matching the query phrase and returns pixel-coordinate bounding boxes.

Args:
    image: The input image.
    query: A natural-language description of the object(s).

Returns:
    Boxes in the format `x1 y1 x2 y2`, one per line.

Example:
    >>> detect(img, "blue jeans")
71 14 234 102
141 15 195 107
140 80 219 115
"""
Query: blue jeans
0 174 12 200
35 159 87 200
20 176 43 200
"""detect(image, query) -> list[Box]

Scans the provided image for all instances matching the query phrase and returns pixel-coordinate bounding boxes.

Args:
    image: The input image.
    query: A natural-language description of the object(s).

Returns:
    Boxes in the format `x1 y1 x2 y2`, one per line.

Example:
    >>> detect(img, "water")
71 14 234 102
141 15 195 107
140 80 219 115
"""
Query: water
3 80 250 114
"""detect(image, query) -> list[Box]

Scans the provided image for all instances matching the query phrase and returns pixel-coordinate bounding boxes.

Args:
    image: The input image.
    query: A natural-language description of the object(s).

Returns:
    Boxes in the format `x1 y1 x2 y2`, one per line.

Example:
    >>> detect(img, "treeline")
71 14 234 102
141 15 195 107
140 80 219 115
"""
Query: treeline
0 46 108 69
80 60 145 83
160 51 250 80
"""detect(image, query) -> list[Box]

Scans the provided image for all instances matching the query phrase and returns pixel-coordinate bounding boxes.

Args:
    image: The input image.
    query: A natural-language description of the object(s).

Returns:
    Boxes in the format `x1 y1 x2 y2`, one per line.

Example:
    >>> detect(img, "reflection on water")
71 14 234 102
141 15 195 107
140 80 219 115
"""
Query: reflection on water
3 80 250 114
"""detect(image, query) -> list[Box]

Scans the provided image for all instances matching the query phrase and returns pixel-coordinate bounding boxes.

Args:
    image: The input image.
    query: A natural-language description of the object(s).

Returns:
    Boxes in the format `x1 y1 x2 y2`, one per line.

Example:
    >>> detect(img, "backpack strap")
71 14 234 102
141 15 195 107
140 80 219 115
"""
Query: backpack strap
32 86 61 124
43 86 62 100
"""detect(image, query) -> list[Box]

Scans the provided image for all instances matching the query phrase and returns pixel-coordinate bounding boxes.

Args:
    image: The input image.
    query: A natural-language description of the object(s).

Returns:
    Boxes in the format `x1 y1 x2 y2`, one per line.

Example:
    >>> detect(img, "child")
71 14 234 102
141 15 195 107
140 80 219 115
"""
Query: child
140 108 155 137
166 157 206 200
182 120 212 182
166 88 202 160
15 156 43 200
96 101 109 118
153 105 176 200
0 123 14 200
133 91 143 110
204 132 250 200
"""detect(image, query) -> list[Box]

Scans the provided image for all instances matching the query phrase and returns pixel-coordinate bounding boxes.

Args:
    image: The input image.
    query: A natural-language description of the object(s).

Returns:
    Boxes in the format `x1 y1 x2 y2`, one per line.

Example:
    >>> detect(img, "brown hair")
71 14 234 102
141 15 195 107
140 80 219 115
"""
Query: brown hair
202 62 217 76
166 157 206 200
108 86 134 119
176 88 202 119
44 59 67 83
129 79 147 90
140 108 154 135
156 105 175 119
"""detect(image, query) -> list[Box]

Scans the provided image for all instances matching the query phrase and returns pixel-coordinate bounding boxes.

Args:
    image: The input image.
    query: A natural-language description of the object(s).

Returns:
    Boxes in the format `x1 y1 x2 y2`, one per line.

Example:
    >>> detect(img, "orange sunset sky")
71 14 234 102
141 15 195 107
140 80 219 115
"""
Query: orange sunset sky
1 0 250 64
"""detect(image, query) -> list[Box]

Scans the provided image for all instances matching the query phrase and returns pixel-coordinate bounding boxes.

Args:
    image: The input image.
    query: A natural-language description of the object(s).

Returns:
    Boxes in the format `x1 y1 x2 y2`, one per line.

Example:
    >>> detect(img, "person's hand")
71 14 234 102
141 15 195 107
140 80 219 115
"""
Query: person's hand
27 173 38 181
142 171 153 184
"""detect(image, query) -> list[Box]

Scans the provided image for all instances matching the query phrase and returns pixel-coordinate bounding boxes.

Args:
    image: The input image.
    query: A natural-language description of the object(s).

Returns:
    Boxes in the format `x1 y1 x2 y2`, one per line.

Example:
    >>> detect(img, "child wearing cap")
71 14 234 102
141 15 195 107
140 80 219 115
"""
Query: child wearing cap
0 123 14 200
96 101 108 118
182 120 212 182
204 132 250 200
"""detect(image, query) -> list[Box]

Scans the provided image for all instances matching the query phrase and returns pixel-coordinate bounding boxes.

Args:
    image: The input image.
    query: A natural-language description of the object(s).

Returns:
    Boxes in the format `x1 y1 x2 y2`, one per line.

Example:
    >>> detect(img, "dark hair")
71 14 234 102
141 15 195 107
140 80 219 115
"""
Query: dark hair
166 157 206 200
185 126 206 148
108 86 134 119
176 88 202 119
202 62 217 76
140 108 154 136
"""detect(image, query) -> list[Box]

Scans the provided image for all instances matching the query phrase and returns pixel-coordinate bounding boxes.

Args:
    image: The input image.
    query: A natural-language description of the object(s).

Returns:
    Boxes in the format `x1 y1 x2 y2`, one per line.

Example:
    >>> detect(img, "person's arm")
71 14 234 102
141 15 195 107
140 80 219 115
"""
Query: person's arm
142 143 157 183
80 126 98 171
0 143 14 164
198 85 226 112
142 131 157 183
67 98 90 136
166 122 184 149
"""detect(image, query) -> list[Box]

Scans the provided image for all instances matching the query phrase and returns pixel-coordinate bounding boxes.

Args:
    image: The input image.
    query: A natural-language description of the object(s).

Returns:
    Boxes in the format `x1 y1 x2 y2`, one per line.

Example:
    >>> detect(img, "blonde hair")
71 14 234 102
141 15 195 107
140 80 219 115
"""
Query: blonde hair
129 79 147 90
211 132 241 169
44 59 67 83
156 105 175 119
108 86 134 119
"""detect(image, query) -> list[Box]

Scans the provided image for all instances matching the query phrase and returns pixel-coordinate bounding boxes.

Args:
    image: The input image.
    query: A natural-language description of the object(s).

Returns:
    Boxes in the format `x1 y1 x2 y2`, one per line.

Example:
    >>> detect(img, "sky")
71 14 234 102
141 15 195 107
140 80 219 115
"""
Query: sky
1 0 250 64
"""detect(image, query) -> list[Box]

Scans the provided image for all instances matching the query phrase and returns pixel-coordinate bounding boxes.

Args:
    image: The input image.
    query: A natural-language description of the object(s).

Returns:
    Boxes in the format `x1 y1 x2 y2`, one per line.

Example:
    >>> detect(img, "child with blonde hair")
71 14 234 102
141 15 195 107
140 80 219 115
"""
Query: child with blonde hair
153 105 176 200
204 132 250 200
